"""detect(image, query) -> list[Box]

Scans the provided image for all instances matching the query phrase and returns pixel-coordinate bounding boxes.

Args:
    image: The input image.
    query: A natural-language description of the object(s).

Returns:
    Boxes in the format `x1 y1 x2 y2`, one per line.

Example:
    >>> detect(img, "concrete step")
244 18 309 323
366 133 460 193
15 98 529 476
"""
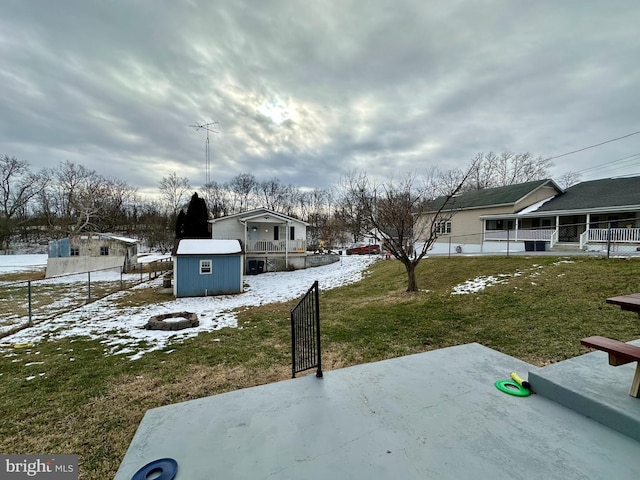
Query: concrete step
550 242 584 251
529 339 640 442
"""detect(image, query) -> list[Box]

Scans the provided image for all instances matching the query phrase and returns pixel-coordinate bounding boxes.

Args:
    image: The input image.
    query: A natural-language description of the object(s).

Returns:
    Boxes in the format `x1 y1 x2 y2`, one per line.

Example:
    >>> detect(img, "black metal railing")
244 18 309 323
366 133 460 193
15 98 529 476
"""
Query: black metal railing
291 280 322 378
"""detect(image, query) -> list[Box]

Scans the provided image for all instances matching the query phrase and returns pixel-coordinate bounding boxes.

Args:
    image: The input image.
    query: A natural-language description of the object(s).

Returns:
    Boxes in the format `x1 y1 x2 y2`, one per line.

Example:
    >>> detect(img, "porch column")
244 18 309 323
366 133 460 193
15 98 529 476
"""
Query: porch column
515 218 519 242
285 221 290 269
242 221 247 273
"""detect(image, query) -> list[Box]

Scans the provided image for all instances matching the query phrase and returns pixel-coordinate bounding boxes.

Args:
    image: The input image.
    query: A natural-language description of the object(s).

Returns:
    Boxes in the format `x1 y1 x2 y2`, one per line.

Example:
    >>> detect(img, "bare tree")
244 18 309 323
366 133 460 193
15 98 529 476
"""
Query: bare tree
0 155 48 250
557 171 582 189
159 172 190 215
257 177 285 211
137 200 174 253
334 171 372 244
468 151 552 190
34 161 138 237
98 178 138 232
344 164 476 292
201 180 229 218
53 161 111 233
228 173 258 213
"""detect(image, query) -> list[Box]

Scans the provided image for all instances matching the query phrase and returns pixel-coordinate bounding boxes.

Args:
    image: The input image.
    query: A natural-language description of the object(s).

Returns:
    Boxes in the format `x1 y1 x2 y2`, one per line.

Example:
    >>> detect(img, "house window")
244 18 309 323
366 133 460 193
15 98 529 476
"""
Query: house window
100 246 109 256
200 259 212 275
486 219 514 230
70 247 79 256
273 225 279 240
435 221 452 234
290 226 295 240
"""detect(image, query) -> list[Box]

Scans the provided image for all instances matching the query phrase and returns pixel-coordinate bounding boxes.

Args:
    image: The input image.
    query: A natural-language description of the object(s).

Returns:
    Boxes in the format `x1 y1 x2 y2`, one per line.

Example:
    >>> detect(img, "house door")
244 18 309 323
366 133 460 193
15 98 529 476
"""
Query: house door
558 216 586 242
249 225 260 243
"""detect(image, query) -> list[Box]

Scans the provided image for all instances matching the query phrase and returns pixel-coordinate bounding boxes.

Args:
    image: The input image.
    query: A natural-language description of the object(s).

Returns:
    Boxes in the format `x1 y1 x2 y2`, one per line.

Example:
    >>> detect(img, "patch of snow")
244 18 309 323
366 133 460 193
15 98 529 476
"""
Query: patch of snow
0 254 378 360
0 254 47 273
137 253 172 263
553 260 575 265
451 275 509 294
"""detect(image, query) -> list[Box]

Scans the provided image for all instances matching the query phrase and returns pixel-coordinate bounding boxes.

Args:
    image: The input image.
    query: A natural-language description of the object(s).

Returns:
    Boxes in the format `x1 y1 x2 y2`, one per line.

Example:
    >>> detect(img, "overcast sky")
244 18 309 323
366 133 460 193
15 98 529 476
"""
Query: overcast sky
2 0 639 198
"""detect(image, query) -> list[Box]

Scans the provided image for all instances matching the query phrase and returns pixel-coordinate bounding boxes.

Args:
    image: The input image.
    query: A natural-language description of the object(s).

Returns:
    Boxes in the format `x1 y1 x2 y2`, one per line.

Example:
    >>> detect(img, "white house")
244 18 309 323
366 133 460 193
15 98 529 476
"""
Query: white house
210 208 311 271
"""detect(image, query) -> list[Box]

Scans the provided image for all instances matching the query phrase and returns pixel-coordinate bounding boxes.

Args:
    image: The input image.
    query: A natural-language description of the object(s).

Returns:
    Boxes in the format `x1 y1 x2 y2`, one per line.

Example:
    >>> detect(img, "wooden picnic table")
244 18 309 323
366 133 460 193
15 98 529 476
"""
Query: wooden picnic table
606 293 640 314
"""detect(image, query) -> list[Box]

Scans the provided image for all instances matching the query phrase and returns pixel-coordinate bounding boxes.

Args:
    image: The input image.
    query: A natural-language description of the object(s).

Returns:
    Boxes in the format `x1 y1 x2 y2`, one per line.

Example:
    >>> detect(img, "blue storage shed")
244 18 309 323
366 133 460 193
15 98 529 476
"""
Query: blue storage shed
173 239 244 298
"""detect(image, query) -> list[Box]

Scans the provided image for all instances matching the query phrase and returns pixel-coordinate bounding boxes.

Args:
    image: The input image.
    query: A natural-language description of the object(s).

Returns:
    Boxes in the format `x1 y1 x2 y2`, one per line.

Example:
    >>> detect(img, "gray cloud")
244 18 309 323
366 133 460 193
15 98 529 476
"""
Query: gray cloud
1 0 639 197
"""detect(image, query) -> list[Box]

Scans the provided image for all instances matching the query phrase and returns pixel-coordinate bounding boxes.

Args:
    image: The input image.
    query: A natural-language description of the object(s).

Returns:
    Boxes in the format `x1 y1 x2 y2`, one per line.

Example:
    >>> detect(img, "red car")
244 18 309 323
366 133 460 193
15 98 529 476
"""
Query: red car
346 244 381 255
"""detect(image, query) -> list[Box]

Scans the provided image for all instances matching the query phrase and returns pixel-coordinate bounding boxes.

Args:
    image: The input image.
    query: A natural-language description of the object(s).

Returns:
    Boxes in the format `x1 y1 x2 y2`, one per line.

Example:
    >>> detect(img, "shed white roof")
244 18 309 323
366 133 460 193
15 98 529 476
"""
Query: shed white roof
175 239 242 255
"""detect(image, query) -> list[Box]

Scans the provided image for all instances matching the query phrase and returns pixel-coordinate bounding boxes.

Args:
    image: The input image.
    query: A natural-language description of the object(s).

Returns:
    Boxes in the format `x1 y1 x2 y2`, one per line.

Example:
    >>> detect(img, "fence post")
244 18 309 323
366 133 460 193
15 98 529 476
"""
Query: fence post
314 281 322 378
120 267 124 290
28 281 32 327
506 229 510 257
87 271 91 302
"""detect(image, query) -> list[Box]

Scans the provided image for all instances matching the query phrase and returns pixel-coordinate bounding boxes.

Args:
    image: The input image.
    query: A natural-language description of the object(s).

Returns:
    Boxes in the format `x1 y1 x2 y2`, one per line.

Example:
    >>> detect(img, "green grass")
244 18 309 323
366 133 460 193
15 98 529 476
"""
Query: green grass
1 255 639 479
0 278 146 336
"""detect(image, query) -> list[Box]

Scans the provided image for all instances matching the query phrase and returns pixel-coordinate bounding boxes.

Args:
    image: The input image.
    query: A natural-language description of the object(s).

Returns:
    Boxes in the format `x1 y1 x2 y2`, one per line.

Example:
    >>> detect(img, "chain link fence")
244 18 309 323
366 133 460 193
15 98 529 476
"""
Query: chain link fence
0 259 172 339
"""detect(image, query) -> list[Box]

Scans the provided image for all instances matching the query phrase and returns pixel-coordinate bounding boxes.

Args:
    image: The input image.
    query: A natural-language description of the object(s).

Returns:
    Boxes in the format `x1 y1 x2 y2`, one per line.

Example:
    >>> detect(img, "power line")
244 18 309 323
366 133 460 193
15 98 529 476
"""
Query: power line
546 129 640 161
575 152 640 175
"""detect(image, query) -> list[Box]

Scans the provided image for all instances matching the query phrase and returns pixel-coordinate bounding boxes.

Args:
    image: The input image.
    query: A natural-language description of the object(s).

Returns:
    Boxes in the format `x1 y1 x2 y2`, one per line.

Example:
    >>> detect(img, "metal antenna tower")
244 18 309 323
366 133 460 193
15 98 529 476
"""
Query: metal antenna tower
189 121 219 184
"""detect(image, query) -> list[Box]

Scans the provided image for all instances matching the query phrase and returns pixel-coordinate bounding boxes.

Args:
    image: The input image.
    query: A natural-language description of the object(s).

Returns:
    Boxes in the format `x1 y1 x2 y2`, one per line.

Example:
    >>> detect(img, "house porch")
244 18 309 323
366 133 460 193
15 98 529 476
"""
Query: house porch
483 211 640 251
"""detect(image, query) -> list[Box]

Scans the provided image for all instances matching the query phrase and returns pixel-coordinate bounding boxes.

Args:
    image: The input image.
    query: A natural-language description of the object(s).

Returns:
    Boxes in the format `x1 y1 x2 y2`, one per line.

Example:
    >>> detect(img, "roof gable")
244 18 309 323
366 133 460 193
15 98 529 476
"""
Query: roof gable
210 208 309 226
429 179 560 211
535 176 640 212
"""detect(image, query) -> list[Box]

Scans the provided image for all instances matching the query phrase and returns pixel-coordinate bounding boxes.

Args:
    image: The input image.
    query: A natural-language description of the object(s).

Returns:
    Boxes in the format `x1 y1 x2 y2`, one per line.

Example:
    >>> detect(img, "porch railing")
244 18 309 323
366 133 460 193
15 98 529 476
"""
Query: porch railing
247 239 306 253
550 229 559 249
587 228 640 244
485 227 640 249
580 230 588 249
484 229 555 242
291 281 322 378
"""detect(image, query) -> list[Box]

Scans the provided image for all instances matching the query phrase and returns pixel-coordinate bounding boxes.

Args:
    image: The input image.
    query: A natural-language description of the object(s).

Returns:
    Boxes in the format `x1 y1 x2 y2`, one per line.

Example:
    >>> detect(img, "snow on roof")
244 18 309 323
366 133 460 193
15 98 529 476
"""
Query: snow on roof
102 234 139 244
517 196 556 214
175 239 242 255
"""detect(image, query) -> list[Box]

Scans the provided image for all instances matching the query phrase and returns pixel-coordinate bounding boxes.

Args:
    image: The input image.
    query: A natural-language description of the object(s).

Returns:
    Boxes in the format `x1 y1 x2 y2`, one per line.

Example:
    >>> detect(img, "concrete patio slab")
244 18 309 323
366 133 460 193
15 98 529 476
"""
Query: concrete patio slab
529 339 640 442
115 343 640 479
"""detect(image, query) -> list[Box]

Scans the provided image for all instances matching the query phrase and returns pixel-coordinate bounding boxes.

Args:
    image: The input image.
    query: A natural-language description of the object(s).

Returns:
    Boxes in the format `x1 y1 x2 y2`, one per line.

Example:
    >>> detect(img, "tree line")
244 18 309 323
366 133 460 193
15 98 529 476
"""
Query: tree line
0 152 578 264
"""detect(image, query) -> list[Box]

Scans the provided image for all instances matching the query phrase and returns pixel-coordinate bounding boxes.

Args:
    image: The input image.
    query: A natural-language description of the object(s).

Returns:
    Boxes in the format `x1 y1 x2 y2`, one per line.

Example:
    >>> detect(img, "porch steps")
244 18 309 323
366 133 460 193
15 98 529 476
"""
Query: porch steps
550 242 584 252
528 338 640 442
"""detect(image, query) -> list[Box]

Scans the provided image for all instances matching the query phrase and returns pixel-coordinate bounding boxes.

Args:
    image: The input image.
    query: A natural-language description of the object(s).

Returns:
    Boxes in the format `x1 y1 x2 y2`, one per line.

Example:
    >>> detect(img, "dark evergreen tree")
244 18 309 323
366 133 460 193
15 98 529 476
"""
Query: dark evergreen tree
174 209 186 239
183 192 210 238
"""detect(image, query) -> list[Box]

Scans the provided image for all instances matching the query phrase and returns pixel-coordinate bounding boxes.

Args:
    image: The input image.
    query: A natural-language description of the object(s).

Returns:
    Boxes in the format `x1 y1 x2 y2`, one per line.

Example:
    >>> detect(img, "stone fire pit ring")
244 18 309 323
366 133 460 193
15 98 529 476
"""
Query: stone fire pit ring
145 311 199 331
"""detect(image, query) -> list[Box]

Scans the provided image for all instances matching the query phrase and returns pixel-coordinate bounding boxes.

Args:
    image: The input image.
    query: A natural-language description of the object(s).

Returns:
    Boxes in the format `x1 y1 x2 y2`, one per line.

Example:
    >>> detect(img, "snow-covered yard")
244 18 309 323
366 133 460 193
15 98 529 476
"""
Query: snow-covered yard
0 254 378 360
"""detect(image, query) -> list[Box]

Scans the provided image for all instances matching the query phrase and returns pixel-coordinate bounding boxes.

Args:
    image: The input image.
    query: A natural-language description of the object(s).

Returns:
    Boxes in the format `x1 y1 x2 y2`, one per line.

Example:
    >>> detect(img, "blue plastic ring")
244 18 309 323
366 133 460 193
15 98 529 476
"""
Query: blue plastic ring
131 458 177 480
